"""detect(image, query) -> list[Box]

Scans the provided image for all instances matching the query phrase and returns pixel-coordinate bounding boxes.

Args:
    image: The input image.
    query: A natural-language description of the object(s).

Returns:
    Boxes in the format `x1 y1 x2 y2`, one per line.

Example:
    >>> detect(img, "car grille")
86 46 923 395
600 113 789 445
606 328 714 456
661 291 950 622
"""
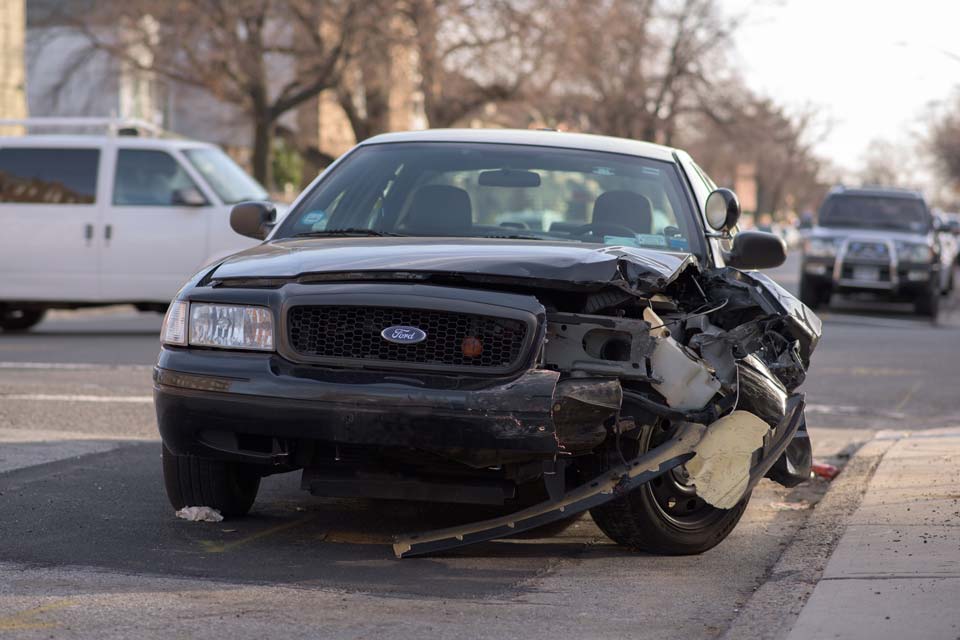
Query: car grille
845 241 889 261
286 305 530 371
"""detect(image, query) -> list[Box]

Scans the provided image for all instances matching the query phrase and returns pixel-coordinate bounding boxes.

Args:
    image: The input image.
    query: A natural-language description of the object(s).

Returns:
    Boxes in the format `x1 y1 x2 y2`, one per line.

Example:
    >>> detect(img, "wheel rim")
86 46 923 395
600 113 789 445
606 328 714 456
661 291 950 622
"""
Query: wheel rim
643 422 728 530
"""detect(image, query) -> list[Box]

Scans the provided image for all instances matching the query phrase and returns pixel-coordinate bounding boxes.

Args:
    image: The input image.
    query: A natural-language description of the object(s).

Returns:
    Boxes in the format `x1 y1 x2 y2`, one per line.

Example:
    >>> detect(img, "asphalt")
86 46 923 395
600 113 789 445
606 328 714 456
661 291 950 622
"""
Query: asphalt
1 252 959 638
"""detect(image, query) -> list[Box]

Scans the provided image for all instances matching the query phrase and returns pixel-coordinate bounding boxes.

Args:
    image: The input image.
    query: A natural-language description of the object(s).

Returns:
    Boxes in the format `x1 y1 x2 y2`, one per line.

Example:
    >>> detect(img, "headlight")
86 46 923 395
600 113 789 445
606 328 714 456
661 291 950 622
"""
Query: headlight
189 303 274 351
803 237 837 257
161 300 188 345
895 241 932 263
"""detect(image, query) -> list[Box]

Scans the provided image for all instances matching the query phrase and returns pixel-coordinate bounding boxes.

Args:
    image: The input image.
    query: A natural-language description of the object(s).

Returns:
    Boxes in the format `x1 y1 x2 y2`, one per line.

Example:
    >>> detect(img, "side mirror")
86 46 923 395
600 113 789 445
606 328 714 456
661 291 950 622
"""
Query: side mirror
172 187 207 207
705 188 741 233
725 230 787 270
230 201 277 240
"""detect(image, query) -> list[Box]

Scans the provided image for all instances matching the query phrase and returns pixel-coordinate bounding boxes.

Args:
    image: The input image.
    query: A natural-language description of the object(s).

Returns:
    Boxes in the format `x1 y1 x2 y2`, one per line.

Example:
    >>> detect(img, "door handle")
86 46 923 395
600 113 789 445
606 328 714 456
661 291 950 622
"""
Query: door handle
104 224 113 241
84 223 94 242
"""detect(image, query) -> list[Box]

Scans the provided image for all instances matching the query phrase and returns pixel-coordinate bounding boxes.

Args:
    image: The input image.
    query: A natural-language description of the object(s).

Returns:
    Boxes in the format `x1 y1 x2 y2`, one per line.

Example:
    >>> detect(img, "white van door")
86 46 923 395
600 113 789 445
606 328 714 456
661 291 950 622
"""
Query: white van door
0 146 102 301
100 148 211 302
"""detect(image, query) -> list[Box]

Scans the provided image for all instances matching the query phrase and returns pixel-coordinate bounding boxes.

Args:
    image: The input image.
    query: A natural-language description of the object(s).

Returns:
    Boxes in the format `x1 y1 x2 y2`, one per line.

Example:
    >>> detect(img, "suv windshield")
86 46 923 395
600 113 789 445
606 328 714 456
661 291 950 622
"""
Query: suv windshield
183 147 268 204
819 195 930 233
274 142 701 254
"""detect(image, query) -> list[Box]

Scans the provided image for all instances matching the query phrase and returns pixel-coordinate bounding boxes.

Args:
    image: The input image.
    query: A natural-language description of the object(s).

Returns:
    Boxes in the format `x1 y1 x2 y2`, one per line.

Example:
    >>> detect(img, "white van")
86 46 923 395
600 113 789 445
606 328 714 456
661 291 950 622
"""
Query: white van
0 119 270 331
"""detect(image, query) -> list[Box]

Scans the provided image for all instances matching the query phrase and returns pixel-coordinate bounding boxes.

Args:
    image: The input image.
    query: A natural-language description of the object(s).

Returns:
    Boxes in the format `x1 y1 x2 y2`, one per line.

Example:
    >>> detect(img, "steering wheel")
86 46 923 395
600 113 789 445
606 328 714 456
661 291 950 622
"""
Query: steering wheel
569 222 639 240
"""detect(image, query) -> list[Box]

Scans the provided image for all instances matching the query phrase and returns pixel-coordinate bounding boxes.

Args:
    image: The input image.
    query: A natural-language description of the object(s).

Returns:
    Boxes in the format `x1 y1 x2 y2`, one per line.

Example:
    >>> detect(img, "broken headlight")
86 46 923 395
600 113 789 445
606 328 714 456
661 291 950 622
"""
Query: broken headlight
803 237 837 257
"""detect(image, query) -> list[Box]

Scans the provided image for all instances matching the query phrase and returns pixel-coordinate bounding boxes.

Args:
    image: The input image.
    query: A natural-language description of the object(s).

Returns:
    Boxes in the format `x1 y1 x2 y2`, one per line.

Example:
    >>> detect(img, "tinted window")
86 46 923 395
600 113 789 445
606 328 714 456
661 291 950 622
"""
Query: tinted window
113 150 204 206
0 148 99 204
276 143 701 254
820 195 930 233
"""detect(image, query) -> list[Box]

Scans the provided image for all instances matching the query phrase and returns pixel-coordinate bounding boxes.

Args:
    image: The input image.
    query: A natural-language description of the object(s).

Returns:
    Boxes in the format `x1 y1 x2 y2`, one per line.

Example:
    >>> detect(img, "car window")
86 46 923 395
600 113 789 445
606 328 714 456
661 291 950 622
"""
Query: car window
276 143 702 255
113 149 205 206
183 147 268 204
0 148 99 204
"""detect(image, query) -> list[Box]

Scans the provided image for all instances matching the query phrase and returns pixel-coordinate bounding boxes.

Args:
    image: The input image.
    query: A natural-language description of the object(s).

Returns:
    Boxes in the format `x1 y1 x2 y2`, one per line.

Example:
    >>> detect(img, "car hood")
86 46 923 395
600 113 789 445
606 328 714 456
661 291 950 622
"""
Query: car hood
210 237 698 290
811 226 932 244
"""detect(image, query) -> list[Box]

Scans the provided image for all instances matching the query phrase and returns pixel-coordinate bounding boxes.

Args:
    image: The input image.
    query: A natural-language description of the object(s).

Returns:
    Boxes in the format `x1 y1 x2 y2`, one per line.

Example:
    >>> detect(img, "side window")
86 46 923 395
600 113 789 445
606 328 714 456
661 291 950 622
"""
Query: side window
0 148 99 204
113 150 206 206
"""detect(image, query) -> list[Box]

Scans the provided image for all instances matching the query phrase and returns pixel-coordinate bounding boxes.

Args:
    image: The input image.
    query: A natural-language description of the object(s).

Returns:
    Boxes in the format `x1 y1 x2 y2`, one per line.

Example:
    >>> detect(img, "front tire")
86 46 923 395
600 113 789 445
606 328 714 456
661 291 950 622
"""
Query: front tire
0 308 46 332
915 280 940 318
590 422 751 555
799 275 828 310
162 445 261 517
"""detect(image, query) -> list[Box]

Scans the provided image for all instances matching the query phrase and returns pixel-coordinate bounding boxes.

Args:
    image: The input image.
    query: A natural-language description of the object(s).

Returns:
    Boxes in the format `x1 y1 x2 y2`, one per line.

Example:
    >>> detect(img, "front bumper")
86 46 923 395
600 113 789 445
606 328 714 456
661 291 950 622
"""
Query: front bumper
154 347 567 468
803 256 935 296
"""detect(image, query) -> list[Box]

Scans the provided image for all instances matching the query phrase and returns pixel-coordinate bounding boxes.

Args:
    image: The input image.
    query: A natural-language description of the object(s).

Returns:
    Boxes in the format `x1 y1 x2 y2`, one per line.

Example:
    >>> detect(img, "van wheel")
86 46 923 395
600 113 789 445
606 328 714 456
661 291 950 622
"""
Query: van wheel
162 445 260 517
590 422 750 555
0 308 46 332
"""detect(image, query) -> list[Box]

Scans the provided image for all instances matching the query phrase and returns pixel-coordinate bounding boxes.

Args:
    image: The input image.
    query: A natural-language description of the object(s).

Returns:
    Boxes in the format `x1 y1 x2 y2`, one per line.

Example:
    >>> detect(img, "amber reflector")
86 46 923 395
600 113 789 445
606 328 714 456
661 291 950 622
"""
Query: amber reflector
461 336 483 358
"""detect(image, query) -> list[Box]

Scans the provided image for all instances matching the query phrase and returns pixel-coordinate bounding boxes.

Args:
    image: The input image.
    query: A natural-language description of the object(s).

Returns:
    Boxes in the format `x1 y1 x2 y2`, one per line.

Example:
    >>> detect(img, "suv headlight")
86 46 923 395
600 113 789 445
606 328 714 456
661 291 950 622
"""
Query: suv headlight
161 301 275 351
803 237 838 257
895 241 933 263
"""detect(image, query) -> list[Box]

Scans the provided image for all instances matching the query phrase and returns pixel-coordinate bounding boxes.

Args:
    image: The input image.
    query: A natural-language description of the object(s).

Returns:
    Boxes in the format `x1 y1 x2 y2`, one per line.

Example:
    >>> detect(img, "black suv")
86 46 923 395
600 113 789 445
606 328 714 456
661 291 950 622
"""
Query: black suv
155 130 820 557
800 186 946 317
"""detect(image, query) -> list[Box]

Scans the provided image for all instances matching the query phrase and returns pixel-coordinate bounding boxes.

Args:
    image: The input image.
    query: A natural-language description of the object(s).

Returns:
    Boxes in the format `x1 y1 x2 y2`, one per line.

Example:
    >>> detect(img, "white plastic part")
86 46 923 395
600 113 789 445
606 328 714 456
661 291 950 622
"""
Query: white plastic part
685 410 769 508
650 336 721 410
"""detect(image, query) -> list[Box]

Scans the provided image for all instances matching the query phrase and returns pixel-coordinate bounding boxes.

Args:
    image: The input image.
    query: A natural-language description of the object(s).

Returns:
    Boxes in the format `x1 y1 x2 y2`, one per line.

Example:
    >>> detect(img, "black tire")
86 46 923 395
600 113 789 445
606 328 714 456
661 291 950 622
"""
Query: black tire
0 308 46 332
914 280 940 318
590 422 751 555
162 445 260 517
799 275 827 310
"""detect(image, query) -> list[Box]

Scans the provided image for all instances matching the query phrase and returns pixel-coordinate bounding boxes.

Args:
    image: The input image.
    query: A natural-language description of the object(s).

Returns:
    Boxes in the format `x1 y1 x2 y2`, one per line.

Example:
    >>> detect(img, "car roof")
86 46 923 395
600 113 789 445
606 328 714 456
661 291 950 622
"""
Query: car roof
361 129 679 162
828 185 925 200
0 134 216 150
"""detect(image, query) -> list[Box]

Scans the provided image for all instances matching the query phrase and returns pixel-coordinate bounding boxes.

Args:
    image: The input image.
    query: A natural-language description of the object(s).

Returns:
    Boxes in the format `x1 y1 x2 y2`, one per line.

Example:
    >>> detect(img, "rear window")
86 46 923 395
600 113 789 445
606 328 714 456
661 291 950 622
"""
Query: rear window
819 195 930 233
0 148 99 204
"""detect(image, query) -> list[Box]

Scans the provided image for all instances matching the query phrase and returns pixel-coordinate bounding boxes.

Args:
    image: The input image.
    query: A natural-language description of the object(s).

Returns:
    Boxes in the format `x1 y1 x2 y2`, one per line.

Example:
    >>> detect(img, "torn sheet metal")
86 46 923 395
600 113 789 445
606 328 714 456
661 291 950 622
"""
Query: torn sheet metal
393 422 706 558
686 411 769 508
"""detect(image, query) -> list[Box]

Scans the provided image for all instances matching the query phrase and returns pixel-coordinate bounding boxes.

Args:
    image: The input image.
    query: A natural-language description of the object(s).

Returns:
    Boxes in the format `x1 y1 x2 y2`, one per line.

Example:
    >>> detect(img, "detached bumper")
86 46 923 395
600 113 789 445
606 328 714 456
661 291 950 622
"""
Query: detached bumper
154 348 566 467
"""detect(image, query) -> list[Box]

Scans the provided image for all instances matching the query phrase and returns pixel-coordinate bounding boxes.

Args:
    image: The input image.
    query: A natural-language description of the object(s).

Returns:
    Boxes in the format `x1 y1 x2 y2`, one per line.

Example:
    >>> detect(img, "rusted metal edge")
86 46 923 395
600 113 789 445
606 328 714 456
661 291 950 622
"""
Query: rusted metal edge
393 422 707 558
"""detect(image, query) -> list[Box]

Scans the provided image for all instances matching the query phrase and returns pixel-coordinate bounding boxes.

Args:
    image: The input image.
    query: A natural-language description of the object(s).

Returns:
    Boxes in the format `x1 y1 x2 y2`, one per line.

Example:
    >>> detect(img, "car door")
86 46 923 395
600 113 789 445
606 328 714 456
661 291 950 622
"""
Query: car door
100 147 212 302
0 145 102 301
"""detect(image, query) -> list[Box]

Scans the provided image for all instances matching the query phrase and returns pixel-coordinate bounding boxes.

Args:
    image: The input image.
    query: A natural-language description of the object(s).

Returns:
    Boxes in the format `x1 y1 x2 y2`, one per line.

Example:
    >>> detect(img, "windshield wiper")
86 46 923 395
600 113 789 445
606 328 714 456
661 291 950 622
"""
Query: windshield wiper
480 233 547 241
293 228 405 238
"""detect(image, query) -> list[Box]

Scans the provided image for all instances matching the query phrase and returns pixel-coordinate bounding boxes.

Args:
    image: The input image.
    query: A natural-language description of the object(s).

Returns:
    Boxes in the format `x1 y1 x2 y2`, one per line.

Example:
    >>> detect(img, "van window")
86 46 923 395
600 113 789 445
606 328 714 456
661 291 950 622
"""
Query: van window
113 150 205 206
0 148 99 204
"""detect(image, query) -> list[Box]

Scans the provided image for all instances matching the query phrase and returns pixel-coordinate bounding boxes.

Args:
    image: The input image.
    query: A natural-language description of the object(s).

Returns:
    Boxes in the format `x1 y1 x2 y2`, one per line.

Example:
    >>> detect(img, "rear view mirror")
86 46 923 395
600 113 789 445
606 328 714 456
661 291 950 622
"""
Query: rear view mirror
478 169 541 188
230 201 277 240
705 188 741 232
725 230 787 270
172 187 207 207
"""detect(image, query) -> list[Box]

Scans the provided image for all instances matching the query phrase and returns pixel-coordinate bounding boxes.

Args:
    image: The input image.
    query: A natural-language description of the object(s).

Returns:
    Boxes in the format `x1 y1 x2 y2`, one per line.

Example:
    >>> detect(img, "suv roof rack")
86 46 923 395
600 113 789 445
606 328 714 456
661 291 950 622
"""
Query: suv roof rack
0 117 168 137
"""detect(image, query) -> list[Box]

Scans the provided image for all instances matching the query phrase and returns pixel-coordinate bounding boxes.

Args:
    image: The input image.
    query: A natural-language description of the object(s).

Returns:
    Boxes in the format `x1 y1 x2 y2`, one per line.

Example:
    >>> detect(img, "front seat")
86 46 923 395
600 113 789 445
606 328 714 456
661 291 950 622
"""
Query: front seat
592 190 653 234
403 185 473 235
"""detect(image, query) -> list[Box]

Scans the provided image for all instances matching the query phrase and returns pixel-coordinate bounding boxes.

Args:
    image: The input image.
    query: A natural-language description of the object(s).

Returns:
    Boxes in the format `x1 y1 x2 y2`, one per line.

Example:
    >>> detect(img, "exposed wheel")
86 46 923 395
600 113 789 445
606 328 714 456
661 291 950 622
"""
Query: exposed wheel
162 445 260 517
799 275 827 310
590 421 751 555
914 280 940 318
0 308 46 332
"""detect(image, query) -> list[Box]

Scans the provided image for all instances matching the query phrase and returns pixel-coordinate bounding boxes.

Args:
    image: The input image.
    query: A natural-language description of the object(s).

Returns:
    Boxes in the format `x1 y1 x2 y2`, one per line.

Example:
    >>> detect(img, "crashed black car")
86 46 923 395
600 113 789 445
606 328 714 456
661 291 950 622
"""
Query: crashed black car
155 130 821 558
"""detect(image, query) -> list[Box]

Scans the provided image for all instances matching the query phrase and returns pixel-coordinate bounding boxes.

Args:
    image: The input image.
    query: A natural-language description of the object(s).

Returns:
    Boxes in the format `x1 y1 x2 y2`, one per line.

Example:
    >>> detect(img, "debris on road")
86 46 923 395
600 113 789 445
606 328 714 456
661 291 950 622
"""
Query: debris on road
811 462 840 480
175 506 224 522
769 500 812 511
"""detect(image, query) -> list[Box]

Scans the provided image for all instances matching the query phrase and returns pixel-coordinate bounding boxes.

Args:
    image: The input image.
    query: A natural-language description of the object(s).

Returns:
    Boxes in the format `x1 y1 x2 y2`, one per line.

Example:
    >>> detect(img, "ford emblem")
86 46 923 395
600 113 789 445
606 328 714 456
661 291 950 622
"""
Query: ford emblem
381 325 427 345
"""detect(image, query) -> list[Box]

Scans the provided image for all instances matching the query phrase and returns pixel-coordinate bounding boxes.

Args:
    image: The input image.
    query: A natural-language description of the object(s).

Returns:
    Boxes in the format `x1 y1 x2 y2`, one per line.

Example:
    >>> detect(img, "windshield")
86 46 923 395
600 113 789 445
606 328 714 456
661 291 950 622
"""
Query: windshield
274 142 702 254
819 195 931 233
183 147 268 204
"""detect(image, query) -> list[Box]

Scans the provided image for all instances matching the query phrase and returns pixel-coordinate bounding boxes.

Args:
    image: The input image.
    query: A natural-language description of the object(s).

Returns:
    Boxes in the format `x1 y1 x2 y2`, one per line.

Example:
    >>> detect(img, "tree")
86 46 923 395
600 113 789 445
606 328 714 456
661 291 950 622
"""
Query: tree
930 92 960 194
45 0 379 187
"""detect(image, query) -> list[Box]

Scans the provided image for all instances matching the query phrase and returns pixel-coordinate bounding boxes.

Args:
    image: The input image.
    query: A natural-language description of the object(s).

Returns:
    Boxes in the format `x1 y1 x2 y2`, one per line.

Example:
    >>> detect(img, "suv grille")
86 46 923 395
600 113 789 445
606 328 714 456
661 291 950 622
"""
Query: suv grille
286 306 530 371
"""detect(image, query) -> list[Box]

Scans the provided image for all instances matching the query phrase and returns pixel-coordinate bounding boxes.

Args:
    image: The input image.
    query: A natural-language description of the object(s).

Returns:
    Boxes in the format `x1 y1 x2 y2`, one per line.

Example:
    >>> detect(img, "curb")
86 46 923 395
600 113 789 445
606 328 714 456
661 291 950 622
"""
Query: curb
720 436 895 640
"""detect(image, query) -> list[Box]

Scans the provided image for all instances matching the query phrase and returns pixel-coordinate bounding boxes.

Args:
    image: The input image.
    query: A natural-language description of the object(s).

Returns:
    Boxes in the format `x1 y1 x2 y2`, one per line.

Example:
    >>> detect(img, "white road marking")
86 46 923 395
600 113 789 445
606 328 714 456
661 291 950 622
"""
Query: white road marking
0 362 152 371
1 394 153 404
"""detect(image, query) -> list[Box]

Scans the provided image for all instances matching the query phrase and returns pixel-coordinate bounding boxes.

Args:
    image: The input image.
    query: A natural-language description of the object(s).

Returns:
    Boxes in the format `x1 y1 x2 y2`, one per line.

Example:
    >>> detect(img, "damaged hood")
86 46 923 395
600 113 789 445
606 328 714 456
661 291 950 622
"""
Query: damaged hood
211 238 698 290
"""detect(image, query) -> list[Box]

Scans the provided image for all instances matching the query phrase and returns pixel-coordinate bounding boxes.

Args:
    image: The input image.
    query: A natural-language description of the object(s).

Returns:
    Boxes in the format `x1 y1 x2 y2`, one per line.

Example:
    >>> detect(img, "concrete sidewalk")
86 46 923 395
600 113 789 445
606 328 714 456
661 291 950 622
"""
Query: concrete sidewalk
787 428 960 639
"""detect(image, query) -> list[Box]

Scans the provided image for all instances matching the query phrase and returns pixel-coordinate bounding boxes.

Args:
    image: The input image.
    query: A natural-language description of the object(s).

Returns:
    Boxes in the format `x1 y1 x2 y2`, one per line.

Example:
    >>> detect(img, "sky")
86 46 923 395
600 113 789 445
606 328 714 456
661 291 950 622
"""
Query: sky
725 0 960 175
